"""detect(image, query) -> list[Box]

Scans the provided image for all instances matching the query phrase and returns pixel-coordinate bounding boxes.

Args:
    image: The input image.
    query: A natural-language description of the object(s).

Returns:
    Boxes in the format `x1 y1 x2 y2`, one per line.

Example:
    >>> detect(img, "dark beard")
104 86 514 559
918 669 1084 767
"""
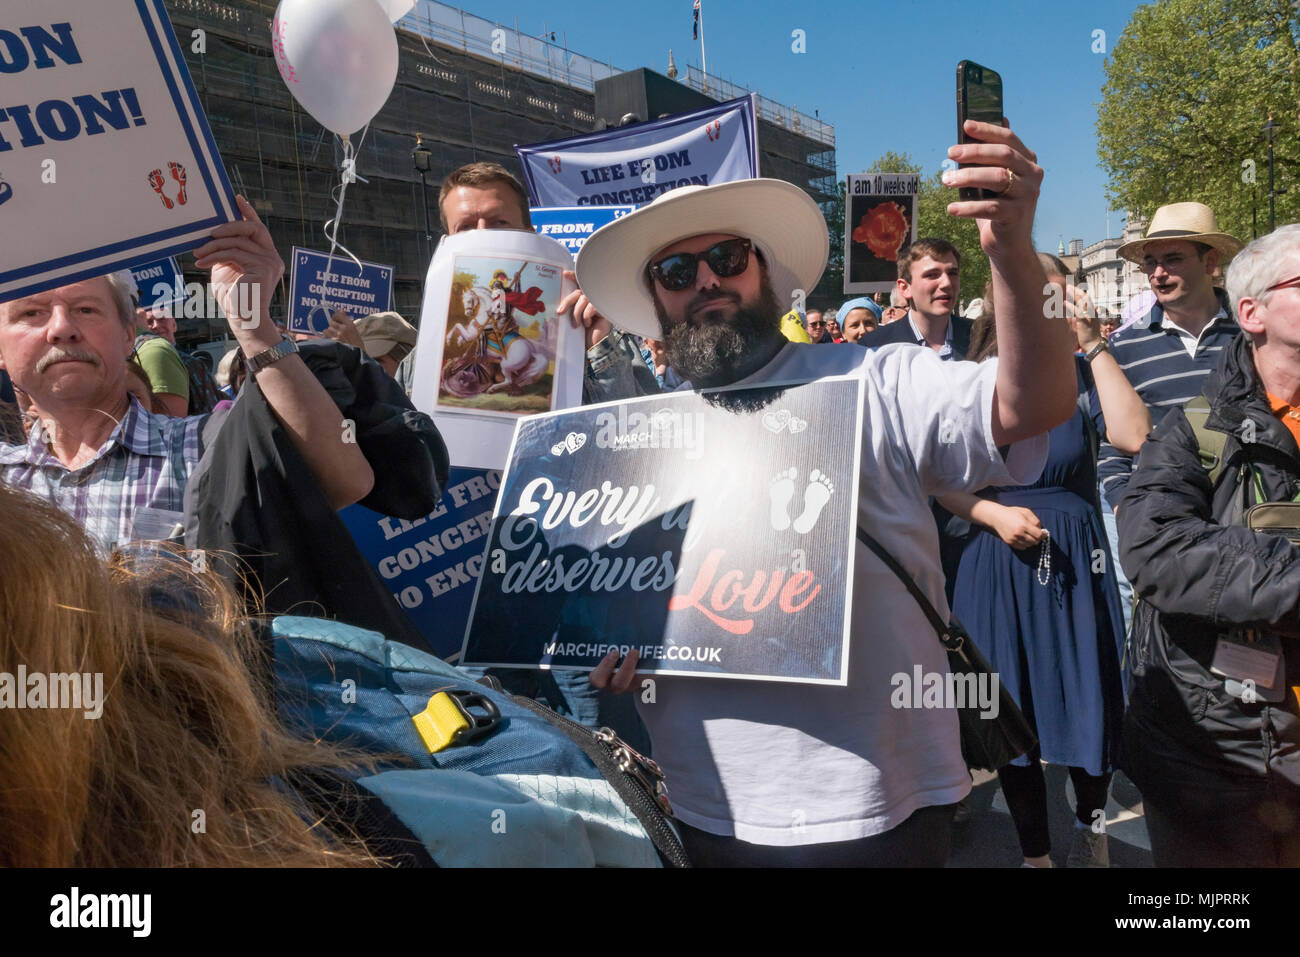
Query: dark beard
656 280 785 388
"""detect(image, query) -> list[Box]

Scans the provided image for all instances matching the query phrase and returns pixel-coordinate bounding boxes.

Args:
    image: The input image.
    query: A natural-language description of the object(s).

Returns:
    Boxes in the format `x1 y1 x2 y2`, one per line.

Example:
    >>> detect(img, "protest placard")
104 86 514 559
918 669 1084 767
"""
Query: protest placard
0 0 238 302
460 377 864 684
341 467 501 660
409 229 585 470
516 96 759 208
530 205 636 254
843 174 919 294
287 247 394 335
129 255 185 311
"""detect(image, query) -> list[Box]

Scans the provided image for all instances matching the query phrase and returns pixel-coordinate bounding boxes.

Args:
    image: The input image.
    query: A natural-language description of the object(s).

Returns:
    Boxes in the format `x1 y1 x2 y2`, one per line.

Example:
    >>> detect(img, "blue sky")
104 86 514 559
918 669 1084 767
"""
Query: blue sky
460 0 1150 251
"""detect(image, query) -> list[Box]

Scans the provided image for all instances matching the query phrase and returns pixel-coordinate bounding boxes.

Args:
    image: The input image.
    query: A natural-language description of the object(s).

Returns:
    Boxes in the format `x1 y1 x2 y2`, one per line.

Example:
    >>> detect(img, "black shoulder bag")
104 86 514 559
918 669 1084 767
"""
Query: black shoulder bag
857 525 1037 771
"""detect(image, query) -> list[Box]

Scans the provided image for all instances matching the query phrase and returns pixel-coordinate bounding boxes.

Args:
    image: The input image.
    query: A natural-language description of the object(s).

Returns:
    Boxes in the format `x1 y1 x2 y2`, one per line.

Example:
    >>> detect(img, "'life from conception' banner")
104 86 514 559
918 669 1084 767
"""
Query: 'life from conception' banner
516 95 759 208
287 246 394 335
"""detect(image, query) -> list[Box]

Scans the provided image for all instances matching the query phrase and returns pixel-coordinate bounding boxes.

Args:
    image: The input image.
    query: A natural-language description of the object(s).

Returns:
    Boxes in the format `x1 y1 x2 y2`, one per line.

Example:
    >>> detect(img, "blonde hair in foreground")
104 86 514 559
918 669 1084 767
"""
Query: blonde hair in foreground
0 484 379 867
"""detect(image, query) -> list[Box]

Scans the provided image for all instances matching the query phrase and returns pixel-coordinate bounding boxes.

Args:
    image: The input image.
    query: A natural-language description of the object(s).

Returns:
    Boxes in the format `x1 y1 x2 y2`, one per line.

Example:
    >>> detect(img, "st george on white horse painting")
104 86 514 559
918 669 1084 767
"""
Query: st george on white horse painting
438 256 561 416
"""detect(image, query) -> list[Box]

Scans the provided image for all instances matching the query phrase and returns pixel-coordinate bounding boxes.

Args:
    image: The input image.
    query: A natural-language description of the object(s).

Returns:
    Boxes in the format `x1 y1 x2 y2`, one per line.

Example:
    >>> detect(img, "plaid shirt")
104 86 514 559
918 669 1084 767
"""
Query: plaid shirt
0 397 207 552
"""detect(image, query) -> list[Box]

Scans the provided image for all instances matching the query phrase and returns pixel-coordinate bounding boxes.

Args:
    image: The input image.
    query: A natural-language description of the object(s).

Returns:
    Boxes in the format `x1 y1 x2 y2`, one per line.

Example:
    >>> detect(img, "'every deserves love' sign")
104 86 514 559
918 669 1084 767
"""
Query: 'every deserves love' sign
460 377 864 684
0 1 238 301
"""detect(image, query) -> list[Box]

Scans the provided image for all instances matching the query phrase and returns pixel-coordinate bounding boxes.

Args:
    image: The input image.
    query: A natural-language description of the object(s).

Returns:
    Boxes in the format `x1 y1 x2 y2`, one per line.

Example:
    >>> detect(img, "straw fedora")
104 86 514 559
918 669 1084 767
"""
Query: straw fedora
575 179 829 340
1117 202 1243 264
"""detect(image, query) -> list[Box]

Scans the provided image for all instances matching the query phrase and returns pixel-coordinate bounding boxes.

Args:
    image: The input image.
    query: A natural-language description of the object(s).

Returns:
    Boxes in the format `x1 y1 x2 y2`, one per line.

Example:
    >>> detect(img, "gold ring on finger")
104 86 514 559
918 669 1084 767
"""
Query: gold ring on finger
1001 168 1016 196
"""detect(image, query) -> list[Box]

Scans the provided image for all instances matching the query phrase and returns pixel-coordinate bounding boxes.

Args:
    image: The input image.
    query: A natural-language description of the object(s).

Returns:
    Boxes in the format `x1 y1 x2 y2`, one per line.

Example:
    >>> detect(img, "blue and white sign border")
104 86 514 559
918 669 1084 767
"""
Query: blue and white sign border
515 94 760 207
0 0 238 301
288 246 395 335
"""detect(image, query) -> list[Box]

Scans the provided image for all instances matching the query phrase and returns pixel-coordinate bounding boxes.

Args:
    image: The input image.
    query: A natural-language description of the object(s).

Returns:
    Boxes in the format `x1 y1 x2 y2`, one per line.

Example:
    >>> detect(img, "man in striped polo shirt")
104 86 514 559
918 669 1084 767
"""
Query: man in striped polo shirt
1098 203 1245 515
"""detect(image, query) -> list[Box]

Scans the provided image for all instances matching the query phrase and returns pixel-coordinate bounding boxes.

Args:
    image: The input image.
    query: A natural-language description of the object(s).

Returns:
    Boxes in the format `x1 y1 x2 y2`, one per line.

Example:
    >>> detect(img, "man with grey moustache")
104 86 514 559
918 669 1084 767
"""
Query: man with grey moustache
0 196 376 552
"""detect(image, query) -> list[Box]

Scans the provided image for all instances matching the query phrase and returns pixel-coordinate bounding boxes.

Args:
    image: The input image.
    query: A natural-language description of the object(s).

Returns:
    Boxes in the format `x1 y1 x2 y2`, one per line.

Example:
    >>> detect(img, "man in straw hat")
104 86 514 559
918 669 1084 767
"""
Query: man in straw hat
1097 202 1244 515
574 119 1078 866
1118 222 1300 865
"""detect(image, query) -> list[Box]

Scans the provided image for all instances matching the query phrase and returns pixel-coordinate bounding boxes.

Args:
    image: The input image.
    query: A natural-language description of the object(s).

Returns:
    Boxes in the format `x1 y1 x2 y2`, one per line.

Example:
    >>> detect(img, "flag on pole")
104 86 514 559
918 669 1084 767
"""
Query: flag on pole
693 0 700 40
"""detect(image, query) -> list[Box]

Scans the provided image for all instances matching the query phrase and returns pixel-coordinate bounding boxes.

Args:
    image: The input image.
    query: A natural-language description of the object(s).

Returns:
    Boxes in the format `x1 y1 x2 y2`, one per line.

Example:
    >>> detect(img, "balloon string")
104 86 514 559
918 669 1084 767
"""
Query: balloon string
318 127 371 324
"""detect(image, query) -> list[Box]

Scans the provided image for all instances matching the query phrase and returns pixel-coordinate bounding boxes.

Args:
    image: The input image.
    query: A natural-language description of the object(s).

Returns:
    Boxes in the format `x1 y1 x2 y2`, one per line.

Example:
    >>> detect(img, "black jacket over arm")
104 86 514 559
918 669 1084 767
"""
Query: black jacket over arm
1117 335 1300 796
184 341 450 653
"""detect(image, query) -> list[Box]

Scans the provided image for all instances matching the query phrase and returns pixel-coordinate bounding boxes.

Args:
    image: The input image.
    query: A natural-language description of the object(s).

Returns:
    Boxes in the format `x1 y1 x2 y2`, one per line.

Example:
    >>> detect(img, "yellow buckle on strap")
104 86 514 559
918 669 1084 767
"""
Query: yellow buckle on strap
411 689 502 754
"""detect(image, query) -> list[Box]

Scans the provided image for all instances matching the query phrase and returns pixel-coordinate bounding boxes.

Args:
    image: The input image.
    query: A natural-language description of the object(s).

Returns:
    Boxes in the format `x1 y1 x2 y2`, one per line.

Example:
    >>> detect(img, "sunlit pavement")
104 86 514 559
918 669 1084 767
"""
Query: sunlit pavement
948 766 1153 868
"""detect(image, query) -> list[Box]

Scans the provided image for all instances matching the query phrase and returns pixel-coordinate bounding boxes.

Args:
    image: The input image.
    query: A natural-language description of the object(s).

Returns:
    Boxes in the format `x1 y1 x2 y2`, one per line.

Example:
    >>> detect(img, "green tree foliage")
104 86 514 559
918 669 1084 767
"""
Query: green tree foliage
1098 0 1299 240
817 180 847 308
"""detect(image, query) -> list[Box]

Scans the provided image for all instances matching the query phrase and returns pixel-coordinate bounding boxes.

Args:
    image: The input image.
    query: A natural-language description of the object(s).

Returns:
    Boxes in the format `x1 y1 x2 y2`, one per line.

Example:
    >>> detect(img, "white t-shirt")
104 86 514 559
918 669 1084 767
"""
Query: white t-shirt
636 341 1048 845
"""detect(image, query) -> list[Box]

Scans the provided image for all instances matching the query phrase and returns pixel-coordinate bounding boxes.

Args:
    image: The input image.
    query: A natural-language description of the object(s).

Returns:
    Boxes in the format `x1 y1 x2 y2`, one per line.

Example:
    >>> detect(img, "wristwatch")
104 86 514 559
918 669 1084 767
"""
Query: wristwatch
1084 340 1109 362
244 335 299 375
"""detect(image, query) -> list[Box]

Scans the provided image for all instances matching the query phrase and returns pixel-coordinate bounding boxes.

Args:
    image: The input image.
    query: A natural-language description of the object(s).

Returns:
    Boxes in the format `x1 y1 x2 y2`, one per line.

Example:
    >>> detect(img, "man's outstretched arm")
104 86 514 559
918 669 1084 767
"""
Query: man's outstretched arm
945 119 1076 446
194 196 374 508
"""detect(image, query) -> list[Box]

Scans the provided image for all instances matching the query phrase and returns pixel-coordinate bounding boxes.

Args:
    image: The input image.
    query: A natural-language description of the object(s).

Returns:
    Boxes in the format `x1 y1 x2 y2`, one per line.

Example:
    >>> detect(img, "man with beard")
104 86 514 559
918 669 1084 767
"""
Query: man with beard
572 119 1076 866
1099 202 1242 515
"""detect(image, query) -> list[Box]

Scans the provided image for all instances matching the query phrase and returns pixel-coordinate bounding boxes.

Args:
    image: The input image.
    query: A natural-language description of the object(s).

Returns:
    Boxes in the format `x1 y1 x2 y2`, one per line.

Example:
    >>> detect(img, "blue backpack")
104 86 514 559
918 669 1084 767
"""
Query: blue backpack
268 616 688 867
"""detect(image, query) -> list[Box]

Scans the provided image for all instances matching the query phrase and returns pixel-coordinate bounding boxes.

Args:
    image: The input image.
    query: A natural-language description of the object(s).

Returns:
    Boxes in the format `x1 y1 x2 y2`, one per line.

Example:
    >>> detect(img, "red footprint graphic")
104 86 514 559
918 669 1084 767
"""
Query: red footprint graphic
148 168 172 209
169 162 188 205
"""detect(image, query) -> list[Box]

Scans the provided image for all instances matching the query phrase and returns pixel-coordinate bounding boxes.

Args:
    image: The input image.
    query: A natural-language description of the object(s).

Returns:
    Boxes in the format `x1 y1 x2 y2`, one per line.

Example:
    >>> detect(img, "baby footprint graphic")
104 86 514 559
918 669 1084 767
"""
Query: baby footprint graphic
769 467 798 531
792 470 834 534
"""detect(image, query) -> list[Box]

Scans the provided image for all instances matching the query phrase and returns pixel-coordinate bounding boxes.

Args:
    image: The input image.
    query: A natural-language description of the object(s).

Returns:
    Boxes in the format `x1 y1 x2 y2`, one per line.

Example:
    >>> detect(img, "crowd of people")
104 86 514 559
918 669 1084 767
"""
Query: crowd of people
4 110 1300 869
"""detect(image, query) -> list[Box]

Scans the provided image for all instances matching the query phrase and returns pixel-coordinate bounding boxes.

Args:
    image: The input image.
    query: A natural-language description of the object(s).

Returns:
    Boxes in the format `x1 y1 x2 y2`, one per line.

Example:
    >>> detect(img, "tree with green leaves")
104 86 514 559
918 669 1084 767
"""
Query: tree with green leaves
1097 0 1299 240
816 180 847 309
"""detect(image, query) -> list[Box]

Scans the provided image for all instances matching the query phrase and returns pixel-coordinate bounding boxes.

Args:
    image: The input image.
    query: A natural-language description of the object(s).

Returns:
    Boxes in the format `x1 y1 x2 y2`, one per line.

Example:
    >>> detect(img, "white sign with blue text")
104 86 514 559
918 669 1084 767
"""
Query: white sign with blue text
0 0 238 302
129 256 185 310
529 205 636 255
516 95 759 208
288 247 394 335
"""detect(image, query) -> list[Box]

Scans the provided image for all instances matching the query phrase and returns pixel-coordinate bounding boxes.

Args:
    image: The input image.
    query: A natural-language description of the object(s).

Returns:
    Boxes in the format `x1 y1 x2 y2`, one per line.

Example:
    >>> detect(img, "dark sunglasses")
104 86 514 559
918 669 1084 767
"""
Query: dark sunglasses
647 238 753 292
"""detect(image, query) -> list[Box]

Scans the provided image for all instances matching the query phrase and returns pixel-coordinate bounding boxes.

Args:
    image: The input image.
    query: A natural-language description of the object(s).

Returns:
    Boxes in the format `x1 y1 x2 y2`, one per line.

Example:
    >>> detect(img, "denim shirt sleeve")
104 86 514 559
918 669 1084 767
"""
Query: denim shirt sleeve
582 329 662 405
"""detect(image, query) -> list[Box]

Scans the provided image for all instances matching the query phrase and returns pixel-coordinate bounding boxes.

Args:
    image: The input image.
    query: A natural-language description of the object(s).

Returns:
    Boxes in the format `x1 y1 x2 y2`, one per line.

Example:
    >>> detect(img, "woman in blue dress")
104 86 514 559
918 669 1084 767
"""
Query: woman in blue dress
940 256 1151 868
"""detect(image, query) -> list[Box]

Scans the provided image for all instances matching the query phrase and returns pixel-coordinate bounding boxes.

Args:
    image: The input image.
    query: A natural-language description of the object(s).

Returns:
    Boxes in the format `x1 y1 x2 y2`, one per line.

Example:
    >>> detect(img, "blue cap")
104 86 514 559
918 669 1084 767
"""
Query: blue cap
836 297 883 321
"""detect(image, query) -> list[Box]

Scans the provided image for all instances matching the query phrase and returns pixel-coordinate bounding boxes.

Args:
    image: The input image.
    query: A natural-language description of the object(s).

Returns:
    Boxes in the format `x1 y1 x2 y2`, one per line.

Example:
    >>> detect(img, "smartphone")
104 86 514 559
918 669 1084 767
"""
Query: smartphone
956 60 1004 201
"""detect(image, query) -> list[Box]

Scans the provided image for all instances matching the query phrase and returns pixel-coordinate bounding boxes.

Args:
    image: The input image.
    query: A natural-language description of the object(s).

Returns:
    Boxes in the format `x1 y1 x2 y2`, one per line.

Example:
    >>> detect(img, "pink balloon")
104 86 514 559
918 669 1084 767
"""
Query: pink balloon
272 0 398 136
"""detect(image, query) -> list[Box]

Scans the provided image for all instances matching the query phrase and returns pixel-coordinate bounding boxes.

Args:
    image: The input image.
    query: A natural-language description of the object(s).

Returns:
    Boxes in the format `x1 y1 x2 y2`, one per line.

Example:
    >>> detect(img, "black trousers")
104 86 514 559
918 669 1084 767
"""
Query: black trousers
676 803 956 867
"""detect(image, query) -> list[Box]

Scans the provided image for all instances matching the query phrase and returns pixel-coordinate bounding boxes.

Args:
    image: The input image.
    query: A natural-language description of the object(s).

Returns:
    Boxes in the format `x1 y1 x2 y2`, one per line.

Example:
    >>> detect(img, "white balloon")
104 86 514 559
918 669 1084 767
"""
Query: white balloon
272 0 399 137
377 0 416 21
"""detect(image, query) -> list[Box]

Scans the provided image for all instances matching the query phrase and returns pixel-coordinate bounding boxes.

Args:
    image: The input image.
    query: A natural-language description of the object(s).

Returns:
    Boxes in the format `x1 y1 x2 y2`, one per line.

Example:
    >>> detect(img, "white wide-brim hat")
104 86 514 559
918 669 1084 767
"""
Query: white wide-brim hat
575 178 830 340
1117 202 1244 264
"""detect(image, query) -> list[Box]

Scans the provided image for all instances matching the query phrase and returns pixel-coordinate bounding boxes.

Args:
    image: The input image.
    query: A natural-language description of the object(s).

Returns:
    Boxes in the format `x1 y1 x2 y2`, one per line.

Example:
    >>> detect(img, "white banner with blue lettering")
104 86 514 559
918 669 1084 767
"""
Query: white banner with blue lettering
529 205 636 254
0 0 238 302
516 95 759 208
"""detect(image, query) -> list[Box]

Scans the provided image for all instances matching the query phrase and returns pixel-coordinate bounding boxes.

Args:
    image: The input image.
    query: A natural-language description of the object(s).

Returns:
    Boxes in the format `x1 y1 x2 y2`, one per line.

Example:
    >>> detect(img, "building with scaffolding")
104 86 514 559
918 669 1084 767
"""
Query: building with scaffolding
163 0 838 342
